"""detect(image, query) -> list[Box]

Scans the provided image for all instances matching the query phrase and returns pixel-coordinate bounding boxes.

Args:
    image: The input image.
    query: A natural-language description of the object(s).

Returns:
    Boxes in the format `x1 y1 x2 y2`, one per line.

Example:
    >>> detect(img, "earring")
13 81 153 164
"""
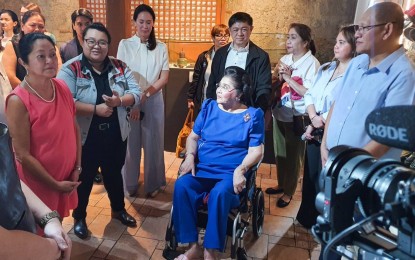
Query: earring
236 97 240 102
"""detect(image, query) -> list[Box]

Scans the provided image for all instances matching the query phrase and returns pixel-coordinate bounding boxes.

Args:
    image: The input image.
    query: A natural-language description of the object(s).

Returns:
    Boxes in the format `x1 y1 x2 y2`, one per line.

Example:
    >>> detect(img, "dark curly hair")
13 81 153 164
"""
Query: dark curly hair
223 66 253 106
18 32 55 64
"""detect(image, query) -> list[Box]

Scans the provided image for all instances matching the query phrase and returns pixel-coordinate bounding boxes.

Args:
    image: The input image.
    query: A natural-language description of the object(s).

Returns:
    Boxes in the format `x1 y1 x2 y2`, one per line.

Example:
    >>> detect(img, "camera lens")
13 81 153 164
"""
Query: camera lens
317 145 415 225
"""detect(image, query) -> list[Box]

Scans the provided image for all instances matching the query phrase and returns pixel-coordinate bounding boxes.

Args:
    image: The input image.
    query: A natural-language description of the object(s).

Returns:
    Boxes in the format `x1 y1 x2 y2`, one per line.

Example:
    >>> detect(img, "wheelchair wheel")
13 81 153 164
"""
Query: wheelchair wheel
252 188 264 237
236 247 248 260
163 225 181 260
168 225 177 251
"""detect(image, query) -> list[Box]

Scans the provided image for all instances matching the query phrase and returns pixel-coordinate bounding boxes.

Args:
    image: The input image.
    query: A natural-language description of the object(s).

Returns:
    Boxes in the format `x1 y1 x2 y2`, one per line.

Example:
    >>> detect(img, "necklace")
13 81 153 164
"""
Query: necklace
23 77 56 103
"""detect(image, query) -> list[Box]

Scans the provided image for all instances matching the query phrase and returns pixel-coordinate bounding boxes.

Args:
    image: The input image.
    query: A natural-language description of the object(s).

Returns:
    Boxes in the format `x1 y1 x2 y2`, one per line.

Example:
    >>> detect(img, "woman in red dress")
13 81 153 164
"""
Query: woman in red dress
6 32 81 220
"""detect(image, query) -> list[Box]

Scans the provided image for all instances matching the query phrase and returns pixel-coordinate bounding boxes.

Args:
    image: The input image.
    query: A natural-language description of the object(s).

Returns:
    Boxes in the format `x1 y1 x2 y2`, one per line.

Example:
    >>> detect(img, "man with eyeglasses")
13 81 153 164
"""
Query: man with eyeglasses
206 12 271 112
321 2 415 174
319 6 413 260
320 10 413 256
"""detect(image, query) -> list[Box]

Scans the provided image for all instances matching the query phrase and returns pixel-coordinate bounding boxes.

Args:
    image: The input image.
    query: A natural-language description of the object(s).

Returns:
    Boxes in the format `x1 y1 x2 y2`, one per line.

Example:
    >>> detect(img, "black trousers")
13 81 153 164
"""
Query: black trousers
73 121 127 220
296 140 321 229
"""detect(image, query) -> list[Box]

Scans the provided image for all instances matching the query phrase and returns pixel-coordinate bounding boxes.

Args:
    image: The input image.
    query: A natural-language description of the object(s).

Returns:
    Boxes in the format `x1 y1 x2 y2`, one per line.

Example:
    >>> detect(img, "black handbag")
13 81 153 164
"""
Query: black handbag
292 115 310 136
0 123 36 233
290 89 310 136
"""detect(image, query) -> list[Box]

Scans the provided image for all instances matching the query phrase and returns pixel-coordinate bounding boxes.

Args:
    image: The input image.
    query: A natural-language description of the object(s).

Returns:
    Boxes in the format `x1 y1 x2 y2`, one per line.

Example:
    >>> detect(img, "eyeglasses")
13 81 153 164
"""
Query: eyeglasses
216 83 236 92
215 34 230 39
84 38 109 48
353 22 395 34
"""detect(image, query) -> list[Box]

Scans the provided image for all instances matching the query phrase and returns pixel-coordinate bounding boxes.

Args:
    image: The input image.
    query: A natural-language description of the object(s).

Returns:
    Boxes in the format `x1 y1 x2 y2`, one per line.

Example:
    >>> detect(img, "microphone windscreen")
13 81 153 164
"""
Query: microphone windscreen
365 106 415 152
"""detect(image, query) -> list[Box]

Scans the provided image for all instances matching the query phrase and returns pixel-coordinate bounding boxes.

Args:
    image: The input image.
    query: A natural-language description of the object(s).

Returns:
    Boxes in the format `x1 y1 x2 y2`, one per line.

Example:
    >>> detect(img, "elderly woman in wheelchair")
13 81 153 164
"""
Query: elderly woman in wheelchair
172 66 264 260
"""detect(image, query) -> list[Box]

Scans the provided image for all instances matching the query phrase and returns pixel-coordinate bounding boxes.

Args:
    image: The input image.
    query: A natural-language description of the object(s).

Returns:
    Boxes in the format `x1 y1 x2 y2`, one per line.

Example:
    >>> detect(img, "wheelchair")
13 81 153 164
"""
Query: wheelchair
163 163 265 260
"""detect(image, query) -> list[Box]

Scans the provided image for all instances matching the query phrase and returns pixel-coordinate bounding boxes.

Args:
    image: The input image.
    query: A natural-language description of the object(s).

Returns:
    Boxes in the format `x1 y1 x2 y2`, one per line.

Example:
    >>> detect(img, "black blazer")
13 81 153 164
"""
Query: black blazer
187 46 214 107
206 41 272 111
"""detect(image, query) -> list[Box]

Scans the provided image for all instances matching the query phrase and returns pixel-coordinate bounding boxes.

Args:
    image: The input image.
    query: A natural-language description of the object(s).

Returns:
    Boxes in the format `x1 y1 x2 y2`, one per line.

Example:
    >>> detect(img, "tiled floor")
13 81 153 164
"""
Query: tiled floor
66 152 321 260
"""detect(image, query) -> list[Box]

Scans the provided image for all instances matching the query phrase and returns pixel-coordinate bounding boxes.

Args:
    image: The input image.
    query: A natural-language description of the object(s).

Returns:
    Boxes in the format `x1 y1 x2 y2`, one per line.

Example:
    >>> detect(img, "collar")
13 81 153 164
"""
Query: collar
357 46 405 74
132 34 149 49
374 46 405 74
290 50 312 69
80 54 113 75
228 42 250 53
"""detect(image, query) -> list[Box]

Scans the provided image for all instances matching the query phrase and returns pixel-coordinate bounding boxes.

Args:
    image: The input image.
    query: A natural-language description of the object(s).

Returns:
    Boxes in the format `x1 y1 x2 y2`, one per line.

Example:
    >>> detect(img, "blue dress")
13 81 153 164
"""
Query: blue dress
194 99 264 179
173 99 264 251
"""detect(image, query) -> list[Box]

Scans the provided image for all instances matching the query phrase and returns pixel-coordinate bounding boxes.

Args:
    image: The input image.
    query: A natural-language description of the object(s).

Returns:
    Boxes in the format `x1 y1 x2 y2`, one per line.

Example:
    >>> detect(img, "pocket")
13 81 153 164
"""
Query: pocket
112 76 126 95
75 78 93 101
76 78 91 88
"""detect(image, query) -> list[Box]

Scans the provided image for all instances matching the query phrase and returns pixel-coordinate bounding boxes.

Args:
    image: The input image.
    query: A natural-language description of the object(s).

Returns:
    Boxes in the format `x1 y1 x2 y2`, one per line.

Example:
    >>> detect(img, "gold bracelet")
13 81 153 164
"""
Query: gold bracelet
120 96 123 107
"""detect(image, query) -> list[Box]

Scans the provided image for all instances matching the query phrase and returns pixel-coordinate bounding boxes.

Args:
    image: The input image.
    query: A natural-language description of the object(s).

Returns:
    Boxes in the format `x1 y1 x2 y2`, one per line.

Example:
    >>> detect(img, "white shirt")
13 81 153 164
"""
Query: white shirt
274 50 320 122
225 42 250 70
117 35 169 91
304 61 344 120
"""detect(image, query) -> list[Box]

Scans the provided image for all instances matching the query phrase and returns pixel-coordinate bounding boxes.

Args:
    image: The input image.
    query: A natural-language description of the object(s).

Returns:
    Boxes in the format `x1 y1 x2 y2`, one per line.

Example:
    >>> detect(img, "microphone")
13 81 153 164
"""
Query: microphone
365 105 415 152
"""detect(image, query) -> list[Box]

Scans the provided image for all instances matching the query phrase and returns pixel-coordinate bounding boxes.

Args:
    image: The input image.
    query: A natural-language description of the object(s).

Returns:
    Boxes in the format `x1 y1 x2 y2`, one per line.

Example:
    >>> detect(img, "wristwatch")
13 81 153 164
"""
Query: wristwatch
39 210 61 228
146 91 151 98
74 165 82 174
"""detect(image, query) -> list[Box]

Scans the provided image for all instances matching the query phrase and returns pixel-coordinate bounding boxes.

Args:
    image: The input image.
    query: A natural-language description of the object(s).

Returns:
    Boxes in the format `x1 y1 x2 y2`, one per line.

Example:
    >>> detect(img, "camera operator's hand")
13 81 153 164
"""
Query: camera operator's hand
43 218 72 260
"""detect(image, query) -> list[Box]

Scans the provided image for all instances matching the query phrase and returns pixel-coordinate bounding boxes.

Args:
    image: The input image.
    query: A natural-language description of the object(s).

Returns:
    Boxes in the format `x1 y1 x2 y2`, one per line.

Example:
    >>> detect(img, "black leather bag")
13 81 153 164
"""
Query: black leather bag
0 123 36 233
292 115 310 136
290 89 310 136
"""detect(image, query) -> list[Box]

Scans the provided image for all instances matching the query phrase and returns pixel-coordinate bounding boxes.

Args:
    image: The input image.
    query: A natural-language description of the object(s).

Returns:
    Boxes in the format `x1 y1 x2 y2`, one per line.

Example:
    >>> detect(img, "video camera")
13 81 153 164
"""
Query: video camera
312 106 415 260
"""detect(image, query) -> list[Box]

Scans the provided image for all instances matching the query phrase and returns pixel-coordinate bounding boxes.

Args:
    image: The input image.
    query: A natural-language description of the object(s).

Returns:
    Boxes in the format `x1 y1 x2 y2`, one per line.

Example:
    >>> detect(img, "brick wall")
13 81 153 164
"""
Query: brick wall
3 0 356 64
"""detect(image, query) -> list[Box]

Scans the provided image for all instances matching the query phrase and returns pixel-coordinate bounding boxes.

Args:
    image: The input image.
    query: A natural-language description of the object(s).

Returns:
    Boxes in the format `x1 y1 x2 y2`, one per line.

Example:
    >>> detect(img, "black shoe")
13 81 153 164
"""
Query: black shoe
94 174 102 183
265 187 284 195
74 218 88 239
127 190 138 197
277 195 292 208
112 210 137 227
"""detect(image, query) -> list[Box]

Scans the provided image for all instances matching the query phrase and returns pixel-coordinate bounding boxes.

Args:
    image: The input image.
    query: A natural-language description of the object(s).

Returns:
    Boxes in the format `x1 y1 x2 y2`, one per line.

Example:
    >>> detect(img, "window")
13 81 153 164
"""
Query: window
80 0 107 26
80 0 223 42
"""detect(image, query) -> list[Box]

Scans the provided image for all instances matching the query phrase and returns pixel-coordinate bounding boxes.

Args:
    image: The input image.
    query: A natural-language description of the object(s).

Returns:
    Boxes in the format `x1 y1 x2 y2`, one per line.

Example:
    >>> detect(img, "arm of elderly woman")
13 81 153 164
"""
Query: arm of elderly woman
6 95 80 193
178 131 199 177
0 183 70 259
2 42 21 89
0 226 61 259
20 181 72 260
233 144 263 194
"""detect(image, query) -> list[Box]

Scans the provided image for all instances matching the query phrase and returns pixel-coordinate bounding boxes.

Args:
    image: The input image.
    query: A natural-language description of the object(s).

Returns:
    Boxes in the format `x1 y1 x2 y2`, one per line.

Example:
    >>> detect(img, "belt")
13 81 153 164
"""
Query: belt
98 123 110 131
